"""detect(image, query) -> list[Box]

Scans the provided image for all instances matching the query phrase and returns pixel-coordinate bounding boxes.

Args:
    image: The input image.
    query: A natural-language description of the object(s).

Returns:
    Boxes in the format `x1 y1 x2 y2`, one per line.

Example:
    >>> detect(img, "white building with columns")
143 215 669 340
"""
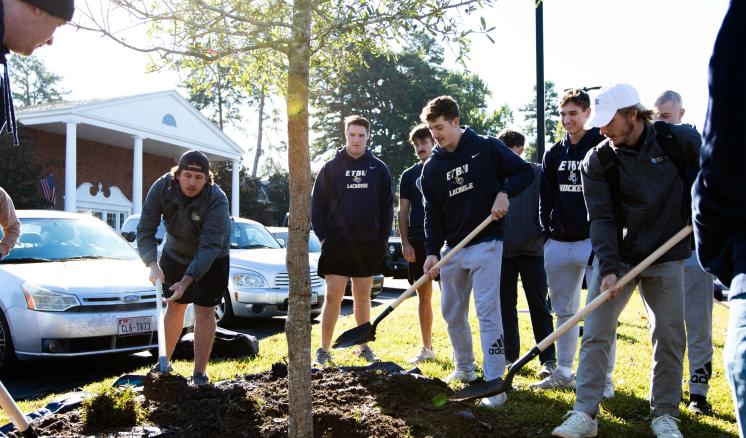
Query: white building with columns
16 91 245 230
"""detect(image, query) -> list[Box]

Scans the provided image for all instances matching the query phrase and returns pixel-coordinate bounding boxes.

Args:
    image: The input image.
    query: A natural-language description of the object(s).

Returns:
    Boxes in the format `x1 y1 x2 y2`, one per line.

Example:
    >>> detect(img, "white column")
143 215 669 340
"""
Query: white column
132 136 144 214
64 122 77 212
231 159 240 217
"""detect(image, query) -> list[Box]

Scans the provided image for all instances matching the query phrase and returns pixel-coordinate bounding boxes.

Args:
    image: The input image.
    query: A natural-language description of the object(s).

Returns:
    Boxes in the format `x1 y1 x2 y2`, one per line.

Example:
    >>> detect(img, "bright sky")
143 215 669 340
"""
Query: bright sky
31 0 729 168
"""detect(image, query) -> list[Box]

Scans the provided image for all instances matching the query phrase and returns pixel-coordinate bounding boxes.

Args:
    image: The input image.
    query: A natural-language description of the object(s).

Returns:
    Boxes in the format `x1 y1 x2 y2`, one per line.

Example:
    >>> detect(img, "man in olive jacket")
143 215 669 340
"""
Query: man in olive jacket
552 84 700 438
138 150 232 385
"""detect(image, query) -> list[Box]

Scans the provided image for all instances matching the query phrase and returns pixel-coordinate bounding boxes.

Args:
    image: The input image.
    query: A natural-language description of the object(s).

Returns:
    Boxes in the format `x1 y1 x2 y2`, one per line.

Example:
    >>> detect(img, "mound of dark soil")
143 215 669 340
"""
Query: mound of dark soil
8 363 535 437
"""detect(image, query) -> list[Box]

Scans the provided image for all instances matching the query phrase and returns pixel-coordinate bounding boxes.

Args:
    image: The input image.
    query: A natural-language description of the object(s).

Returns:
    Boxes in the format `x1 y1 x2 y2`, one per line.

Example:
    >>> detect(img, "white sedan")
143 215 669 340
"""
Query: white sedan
0 210 194 375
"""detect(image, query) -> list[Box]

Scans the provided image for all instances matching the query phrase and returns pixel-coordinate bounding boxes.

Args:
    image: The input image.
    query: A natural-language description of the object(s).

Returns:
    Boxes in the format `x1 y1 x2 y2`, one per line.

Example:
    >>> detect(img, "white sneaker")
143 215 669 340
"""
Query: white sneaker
530 369 576 390
407 347 435 364
602 376 615 399
480 392 507 408
651 414 683 438
444 368 478 383
551 410 598 438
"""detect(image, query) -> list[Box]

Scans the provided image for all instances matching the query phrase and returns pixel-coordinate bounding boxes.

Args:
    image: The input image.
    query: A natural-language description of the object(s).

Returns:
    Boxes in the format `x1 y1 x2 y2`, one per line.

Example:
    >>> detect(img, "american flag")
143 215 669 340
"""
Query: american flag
40 173 56 208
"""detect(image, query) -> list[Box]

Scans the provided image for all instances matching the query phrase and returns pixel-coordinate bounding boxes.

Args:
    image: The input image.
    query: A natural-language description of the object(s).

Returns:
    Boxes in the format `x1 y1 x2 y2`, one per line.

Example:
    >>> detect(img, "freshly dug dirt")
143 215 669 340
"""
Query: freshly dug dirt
8 363 537 437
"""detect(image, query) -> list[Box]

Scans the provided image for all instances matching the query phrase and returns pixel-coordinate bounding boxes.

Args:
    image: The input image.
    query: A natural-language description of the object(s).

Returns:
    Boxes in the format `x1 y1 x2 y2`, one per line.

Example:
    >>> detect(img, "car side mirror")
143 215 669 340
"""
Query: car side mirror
121 231 136 242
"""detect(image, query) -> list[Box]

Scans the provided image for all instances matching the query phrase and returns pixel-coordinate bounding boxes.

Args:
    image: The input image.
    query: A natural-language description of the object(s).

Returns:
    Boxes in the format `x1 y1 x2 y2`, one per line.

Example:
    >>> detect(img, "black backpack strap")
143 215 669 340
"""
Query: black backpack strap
596 142 623 245
653 121 692 224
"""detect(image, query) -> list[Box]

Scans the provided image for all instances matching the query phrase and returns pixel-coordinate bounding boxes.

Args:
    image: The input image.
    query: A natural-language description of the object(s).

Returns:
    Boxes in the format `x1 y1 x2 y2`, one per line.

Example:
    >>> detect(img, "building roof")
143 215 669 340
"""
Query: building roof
17 90 246 162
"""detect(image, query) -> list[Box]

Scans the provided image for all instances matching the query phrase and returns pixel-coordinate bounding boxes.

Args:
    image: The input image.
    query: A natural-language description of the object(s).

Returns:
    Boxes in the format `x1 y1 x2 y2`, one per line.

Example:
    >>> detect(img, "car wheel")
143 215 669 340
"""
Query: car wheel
215 290 236 327
0 311 17 376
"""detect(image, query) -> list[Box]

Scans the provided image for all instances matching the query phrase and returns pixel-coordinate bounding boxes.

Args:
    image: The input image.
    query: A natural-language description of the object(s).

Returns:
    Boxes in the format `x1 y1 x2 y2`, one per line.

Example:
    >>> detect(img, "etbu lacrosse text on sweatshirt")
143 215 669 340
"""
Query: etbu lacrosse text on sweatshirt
421 127 534 256
311 147 394 243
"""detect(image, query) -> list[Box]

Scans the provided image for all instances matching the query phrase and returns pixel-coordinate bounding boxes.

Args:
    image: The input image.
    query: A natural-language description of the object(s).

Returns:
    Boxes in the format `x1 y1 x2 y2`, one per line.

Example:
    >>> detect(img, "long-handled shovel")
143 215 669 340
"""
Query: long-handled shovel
0 380 37 437
333 215 496 349
155 278 169 373
449 224 693 402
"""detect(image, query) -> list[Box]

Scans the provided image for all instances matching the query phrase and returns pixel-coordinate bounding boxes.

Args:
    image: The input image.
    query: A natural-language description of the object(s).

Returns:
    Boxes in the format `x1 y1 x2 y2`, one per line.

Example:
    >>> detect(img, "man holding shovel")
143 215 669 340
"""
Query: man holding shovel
138 150 232 386
398 124 436 364
420 96 533 408
552 84 700 438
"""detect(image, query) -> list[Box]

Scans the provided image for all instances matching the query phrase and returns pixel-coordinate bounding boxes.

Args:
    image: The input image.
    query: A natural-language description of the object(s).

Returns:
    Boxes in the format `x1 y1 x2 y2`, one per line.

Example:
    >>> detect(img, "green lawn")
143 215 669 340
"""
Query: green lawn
4 282 739 436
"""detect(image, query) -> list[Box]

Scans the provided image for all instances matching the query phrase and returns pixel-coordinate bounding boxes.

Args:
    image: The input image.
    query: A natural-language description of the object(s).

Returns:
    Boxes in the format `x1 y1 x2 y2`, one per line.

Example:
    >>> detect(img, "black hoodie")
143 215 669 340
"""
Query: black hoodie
311 147 394 243
421 127 534 256
539 128 604 242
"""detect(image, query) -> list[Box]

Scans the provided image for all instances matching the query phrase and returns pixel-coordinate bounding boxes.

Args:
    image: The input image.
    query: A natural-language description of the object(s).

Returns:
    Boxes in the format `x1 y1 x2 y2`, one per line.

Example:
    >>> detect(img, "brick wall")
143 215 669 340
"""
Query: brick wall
30 128 176 209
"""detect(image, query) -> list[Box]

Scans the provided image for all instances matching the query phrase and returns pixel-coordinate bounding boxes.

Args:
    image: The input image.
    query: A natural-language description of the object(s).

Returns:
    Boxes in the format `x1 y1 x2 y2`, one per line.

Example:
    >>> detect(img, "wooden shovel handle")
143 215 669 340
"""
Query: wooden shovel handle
536 225 692 351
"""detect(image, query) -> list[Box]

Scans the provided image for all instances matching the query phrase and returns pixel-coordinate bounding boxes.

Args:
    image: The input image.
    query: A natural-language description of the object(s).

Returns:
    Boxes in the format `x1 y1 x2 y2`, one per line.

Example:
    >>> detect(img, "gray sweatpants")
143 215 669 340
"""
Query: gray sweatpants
575 259 685 417
684 252 714 396
440 239 506 381
544 238 594 370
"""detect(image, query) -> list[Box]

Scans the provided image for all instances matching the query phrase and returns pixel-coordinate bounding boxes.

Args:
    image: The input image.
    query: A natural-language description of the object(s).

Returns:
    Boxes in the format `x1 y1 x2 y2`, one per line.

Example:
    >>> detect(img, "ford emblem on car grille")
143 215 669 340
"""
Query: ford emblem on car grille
122 295 141 302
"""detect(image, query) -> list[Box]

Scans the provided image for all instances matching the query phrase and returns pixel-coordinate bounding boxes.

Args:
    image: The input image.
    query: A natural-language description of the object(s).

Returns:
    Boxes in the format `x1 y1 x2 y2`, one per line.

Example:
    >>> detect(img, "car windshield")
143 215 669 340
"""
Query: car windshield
2 218 139 263
120 216 166 243
231 222 281 249
272 230 321 252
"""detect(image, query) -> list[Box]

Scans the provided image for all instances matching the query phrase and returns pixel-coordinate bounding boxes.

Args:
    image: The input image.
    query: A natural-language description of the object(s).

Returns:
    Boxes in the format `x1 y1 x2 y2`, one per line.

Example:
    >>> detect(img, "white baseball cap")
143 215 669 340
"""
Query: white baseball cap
585 83 641 129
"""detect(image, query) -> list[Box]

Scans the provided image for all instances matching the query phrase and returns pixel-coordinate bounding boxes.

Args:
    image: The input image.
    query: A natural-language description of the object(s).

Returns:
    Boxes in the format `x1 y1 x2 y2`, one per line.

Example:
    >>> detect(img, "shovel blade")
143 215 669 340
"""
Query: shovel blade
449 377 506 402
332 322 375 349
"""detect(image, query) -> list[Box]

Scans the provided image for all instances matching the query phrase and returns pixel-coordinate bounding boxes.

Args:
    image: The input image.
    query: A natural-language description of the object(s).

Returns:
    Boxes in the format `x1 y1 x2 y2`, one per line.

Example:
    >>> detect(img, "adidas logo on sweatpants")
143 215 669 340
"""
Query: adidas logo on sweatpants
489 336 505 355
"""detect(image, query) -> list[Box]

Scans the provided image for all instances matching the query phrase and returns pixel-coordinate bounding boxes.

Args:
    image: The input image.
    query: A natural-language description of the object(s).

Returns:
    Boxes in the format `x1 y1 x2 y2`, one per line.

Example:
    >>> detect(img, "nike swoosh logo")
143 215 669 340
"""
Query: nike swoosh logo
370 166 376 169
471 153 479 159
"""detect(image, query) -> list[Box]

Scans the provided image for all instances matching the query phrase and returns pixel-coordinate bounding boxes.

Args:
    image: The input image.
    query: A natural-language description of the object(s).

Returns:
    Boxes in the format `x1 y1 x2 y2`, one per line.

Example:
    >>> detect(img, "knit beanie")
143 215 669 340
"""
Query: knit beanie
22 0 75 21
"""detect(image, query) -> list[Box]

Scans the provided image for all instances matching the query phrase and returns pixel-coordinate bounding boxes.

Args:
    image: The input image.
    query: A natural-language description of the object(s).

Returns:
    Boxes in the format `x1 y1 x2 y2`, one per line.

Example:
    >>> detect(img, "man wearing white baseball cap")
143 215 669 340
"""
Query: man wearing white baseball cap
552 83 701 438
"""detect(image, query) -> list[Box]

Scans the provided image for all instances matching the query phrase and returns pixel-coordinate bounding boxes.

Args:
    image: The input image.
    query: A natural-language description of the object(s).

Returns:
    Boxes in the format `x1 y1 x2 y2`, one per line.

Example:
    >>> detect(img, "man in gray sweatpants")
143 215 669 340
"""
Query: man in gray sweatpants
655 90 715 415
419 96 534 409
552 84 700 438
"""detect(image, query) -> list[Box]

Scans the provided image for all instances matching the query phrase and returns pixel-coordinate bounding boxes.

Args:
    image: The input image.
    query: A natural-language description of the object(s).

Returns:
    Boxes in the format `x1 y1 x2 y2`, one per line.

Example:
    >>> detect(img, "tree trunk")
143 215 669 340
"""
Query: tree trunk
285 1 313 437
252 89 266 178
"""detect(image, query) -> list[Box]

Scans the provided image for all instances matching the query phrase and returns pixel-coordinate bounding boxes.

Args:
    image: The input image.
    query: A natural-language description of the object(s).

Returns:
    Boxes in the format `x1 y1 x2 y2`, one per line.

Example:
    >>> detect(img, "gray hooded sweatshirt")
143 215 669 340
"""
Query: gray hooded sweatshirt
137 173 231 281
581 122 701 277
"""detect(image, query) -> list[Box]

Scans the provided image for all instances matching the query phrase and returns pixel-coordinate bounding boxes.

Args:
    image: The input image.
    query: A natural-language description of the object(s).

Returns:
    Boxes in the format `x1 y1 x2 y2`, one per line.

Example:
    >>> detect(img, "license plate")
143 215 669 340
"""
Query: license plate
118 316 152 336
311 291 318 305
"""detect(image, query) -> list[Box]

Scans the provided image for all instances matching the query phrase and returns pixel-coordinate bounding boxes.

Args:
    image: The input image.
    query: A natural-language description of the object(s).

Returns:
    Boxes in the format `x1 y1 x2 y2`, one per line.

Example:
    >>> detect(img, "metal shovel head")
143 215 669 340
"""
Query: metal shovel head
448 377 507 402
332 322 375 349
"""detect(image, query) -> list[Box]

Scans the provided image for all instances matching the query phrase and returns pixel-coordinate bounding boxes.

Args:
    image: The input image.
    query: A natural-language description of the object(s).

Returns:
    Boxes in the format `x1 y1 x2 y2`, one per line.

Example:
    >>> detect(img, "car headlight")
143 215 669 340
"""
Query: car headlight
21 282 80 312
232 271 268 288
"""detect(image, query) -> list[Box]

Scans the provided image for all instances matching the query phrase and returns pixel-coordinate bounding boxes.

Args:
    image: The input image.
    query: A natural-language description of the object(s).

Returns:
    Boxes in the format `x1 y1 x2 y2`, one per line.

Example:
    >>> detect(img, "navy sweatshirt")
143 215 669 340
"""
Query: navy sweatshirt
311 147 394 243
693 0 746 289
399 162 426 243
421 127 534 256
539 128 604 242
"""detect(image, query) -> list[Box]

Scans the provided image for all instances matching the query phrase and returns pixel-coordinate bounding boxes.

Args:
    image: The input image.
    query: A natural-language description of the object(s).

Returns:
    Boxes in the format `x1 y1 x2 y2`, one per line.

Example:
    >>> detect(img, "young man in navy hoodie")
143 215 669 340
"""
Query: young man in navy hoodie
399 124 436 364
311 115 394 365
535 89 613 394
419 96 533 408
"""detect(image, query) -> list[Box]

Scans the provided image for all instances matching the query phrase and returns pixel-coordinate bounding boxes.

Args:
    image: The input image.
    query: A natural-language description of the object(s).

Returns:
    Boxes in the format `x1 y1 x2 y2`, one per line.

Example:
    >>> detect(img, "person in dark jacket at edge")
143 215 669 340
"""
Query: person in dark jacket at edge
655 89 715 416
692 1 746 435
311 115 394 366
496 128 556 377
535 88 616 395
1 0 74 145
420 96 533 409
137 150 232 386
551 84 700 438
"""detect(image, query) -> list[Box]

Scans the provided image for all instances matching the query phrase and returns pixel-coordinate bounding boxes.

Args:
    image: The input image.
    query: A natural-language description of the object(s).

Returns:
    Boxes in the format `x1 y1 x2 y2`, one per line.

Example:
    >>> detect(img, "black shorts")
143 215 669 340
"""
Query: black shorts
317 239 386 278
159 252 229 307
407 240 439 284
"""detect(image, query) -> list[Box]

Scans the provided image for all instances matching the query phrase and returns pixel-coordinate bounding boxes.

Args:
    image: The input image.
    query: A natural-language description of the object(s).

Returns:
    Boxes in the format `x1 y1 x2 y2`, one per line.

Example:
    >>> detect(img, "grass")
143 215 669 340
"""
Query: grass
2 282 739 436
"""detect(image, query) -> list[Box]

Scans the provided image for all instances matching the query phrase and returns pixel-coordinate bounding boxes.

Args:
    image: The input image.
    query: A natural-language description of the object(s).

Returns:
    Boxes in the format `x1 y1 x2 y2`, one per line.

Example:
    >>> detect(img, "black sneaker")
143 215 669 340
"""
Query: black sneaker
189 373 211 387
687 394 712 416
